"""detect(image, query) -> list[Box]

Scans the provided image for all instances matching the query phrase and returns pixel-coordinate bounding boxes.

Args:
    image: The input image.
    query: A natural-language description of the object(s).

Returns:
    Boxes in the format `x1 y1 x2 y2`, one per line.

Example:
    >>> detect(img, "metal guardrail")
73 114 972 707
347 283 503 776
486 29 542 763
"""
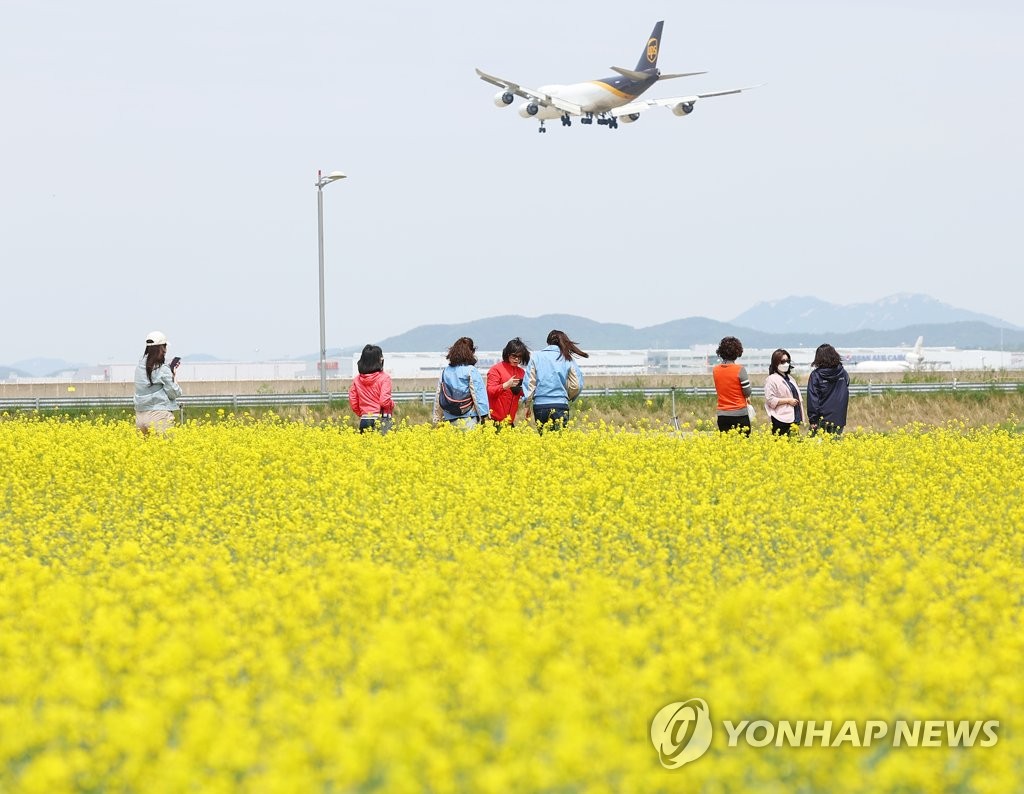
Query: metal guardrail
0 381 1021 412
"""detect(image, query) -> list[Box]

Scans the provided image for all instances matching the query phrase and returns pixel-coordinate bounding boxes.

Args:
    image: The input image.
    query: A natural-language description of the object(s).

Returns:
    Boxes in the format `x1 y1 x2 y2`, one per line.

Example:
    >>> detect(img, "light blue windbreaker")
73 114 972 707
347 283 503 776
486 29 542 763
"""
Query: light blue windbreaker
432 364 488 422
134 357 182 412
523 345 584 405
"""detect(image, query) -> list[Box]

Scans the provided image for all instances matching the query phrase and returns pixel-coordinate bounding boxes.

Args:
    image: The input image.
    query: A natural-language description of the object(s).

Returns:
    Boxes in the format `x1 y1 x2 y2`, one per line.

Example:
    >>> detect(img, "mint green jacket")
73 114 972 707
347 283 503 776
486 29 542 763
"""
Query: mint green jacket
134 357 182 412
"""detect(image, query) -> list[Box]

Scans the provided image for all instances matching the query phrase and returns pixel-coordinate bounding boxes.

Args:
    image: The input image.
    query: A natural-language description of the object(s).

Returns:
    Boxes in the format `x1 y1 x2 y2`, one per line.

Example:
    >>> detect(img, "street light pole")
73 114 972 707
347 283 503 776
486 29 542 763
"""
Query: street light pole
316 169 347 395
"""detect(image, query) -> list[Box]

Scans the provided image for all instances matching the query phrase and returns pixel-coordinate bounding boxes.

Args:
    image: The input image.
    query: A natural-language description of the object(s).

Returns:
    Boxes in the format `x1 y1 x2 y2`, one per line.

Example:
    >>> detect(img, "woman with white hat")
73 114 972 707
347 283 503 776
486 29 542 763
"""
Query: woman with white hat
134 330 182 435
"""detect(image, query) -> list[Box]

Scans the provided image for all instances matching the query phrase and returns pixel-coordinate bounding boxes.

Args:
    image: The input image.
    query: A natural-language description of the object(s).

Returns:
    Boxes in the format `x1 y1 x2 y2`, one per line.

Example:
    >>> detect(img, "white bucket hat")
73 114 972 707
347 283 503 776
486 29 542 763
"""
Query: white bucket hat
145 330 169 346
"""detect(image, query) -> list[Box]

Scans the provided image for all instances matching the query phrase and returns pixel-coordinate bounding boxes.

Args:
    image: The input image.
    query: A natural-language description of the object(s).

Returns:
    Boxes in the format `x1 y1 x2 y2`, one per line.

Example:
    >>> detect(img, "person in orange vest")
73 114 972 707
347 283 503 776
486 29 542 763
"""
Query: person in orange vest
712 336 753 435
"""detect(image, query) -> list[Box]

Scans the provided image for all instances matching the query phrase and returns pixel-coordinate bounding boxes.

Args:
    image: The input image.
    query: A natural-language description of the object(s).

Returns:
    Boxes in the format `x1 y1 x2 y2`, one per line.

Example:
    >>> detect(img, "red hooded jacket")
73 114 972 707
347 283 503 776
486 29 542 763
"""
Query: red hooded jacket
348 371 394 416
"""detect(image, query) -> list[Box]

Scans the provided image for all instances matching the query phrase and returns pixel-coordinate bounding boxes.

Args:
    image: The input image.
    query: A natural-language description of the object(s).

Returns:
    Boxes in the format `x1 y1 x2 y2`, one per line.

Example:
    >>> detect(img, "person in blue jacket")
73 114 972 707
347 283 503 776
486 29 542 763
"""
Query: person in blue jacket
523 329 588 431
806 343 850 435
432 336 489 428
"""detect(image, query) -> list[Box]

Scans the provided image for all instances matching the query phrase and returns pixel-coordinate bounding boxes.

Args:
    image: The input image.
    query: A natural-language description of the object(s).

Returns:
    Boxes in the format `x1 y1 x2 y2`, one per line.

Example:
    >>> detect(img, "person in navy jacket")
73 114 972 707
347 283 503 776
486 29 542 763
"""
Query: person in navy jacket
806 343 850 435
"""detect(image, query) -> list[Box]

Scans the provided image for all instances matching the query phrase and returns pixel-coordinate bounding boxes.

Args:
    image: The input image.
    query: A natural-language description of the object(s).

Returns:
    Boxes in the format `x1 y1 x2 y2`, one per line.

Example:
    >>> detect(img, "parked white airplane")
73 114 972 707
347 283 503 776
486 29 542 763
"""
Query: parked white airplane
846 337 926 373
476 21 758 133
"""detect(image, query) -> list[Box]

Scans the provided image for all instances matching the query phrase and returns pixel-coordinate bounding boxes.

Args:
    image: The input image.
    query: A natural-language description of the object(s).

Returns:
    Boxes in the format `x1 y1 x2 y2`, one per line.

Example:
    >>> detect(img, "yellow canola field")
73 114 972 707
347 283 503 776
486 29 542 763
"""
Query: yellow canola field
1 417 1022 793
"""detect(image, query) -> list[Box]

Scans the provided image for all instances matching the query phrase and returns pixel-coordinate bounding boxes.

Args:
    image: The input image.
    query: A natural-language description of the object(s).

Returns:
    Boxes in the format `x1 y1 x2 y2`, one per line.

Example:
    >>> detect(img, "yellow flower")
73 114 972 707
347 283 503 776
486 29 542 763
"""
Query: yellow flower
0 417 1021 791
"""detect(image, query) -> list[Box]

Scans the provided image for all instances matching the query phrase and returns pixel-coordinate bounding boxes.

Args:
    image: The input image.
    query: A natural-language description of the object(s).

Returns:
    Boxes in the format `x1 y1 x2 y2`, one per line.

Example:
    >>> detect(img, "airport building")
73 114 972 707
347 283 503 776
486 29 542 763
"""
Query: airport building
3 346 1021 384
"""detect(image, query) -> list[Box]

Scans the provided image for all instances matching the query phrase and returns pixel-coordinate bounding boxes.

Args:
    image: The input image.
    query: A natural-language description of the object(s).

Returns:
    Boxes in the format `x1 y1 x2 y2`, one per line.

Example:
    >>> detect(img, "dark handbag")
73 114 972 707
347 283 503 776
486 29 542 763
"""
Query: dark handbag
438 376 474 415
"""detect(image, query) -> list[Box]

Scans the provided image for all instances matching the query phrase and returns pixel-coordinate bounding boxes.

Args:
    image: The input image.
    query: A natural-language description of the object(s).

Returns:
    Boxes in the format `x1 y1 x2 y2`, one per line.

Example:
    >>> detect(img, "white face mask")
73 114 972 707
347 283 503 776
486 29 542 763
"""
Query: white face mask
778 362 791 373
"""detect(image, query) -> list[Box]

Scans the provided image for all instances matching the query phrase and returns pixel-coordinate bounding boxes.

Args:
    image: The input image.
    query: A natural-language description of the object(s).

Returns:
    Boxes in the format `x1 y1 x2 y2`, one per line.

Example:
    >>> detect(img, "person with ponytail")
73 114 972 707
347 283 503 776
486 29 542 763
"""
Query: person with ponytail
522 329 588 431
133 330 182 435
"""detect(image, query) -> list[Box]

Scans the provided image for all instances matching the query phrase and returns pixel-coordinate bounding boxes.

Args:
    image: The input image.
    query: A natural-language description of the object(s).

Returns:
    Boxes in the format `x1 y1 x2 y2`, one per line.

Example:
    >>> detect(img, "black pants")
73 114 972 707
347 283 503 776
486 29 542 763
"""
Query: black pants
359 415 393 435
534 404 569 432
771 417 800 436
717 415 751 435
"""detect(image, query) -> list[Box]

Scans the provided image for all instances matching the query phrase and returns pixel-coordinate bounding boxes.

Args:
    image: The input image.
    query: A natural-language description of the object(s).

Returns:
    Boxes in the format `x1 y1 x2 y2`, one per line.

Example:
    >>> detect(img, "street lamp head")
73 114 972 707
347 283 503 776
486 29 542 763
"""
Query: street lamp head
316 170 348 188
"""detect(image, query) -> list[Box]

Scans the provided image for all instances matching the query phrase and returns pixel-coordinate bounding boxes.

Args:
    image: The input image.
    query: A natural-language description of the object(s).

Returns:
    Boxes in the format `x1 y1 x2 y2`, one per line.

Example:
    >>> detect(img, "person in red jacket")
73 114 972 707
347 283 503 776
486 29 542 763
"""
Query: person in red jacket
348 345 395 434
487 338 530 426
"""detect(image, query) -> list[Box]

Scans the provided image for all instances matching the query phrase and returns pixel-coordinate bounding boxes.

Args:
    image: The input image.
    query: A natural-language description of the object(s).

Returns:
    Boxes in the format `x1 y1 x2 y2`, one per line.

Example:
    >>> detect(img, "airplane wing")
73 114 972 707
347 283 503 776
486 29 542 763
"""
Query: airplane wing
609 84 762 118
609 66 707 81
475 68 584 116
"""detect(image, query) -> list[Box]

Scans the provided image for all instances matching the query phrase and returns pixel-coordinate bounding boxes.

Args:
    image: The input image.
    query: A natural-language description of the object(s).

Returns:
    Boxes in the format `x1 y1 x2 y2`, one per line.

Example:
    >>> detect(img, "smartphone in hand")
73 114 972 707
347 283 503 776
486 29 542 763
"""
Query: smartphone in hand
170 356 181 371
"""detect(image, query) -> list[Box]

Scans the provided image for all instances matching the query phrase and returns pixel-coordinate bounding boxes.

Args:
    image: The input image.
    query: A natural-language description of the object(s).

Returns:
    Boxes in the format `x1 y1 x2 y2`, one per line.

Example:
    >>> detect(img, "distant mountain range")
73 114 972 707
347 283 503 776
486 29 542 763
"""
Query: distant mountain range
731 294 1020 334
376 295 1022 352
3 353 224 378
1 358 87 379
377 316 1024 353
3 295 1021 375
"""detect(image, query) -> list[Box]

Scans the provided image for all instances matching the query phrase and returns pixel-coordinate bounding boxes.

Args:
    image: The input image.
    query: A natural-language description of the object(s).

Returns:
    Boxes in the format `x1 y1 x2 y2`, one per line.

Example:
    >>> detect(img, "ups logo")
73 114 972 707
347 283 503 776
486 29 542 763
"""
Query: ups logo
647 38 658 63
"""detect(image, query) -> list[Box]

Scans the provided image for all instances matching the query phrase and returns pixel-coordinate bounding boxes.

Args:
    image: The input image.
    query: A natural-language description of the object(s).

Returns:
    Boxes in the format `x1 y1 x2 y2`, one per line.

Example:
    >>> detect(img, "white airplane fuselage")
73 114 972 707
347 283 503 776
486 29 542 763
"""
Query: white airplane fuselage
849 361 913 374
517 81 644 119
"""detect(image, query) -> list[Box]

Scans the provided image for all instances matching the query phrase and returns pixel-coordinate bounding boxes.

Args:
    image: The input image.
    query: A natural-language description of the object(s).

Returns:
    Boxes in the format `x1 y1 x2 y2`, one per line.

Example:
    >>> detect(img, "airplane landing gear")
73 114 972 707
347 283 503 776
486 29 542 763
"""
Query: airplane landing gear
560 113 572 127
538 121 547 134
581 114 594 125
608 117 618 130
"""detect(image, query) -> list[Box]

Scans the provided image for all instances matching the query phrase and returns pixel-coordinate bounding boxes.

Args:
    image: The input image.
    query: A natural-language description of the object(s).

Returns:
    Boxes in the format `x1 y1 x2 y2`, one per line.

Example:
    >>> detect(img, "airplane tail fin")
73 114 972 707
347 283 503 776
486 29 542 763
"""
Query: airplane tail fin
635 21 664 72
906 336 925 366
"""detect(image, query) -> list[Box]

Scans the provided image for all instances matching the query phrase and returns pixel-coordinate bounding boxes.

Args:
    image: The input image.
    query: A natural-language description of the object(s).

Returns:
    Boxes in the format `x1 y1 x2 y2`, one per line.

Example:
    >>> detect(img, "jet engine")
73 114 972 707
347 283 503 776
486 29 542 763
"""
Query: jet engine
618 113 641 124
518 102 540 118
671 101 695 117
493 91 515 108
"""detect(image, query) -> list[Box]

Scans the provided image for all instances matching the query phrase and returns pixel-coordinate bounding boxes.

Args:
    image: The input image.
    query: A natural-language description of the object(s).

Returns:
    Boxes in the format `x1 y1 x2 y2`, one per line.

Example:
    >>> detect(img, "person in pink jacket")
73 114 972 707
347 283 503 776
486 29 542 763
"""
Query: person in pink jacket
763 348 804 436
348 345 395 434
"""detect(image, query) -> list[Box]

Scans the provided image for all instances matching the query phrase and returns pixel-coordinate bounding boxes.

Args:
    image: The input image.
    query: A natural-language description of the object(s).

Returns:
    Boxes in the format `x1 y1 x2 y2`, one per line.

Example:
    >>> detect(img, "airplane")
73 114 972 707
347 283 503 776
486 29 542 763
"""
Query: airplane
846 337 926 373
476 21 758 133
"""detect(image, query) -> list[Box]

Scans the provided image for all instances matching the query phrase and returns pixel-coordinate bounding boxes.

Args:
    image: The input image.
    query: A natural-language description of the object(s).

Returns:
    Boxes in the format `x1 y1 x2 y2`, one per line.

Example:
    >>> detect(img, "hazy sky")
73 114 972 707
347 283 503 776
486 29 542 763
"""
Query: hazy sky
3 0 1022 363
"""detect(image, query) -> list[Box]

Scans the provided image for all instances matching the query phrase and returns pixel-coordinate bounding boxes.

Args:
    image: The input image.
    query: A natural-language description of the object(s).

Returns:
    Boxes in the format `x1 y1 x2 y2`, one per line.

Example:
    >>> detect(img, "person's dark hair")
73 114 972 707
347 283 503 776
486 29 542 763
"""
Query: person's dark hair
812 343 842 369
716 336 744 361
144 344 167 385
768 348 792 376
446 336 477 366
546 329 589 361
502 337 530 365
357 344 385 375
